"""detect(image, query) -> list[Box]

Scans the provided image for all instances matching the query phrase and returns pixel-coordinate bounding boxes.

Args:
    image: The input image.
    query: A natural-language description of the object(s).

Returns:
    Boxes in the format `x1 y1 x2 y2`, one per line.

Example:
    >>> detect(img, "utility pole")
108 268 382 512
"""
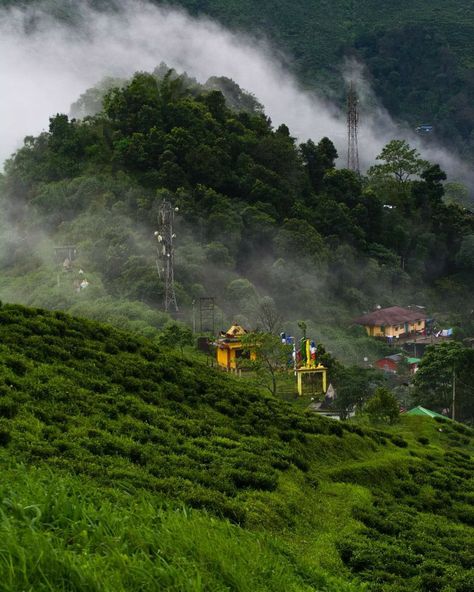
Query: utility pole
155 199 179 313
347 81 360 174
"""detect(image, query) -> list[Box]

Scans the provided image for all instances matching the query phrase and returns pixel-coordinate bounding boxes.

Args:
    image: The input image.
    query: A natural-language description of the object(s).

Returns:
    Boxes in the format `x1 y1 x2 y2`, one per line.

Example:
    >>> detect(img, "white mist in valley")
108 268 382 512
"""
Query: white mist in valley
0 0 471 186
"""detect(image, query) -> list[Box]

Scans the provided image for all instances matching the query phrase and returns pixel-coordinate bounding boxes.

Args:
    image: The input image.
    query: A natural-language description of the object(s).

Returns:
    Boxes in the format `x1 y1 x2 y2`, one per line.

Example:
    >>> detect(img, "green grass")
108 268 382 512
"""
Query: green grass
0 462 364 592
0 303 472 590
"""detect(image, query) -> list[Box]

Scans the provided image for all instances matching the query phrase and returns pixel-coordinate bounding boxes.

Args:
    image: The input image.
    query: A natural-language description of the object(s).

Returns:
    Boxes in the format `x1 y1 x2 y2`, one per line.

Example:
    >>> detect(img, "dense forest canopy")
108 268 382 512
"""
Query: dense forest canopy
1 68 473 350
162 0 474 155
2 0 474 157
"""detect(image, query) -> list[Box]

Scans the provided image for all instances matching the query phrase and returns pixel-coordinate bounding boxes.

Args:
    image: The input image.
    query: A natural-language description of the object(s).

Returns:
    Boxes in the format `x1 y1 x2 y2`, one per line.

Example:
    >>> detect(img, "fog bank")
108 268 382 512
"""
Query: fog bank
0 0 471 185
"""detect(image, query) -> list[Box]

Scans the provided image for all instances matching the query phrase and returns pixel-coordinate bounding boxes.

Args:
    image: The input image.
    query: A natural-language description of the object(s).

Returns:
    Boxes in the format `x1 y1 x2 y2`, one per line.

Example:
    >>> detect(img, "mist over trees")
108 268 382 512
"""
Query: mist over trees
0 5 473 591
1 68 473 349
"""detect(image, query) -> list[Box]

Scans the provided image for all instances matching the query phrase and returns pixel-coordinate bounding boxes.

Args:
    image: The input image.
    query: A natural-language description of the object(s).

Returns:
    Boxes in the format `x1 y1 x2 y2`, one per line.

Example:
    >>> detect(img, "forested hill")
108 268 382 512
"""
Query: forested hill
0 302 473 591
3 0 474 177
1 69 473 352
162 0 474 156
163 0 474 74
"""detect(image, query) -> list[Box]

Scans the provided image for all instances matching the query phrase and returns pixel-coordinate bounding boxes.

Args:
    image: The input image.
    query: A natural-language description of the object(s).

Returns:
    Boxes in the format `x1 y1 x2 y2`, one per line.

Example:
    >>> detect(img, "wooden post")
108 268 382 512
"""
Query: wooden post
297 372 303 396
322 368 327 394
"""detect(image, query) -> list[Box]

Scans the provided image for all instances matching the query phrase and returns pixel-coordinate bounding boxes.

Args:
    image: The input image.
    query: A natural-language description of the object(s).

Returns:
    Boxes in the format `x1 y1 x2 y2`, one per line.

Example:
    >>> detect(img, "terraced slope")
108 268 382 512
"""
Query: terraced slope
0 303 472 590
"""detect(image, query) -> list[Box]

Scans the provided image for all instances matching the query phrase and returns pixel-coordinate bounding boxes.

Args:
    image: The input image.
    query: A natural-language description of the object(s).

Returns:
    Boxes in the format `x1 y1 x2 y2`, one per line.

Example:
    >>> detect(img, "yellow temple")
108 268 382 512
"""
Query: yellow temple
215 324 256 371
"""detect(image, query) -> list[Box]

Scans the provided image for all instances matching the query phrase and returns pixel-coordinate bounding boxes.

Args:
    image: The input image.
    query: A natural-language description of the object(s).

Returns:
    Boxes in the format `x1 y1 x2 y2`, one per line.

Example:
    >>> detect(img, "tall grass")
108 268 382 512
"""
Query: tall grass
0 462 363 592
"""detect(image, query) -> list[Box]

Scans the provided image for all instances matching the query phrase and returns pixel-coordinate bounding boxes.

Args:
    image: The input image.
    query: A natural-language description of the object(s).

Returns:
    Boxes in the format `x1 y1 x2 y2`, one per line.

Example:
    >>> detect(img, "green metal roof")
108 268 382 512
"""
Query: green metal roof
407 357 421 364
406 406 447 419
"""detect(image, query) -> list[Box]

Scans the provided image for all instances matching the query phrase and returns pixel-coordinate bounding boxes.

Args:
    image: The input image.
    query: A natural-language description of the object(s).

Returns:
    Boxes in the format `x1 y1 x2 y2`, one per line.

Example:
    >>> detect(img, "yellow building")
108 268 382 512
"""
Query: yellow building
295 338 327 395
353 306 427 338
215 325 255 371
296 366 327 396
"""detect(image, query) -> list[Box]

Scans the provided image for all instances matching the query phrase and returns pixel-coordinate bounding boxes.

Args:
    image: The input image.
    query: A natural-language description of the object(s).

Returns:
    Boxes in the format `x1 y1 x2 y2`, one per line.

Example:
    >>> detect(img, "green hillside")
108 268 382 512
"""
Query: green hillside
5 0 474 71
0 305 473 592
0 303 472 590
1 69 472 362
2 0 474 152
162 0 474 154
164 1 474 70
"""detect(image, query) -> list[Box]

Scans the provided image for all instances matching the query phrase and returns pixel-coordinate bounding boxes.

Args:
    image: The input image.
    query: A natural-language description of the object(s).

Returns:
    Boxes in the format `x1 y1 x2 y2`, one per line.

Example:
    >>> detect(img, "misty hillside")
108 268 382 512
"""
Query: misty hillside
0 4 473 591
0 302 473 591
163 0 474 157
1 67 473 364
3 0 474 158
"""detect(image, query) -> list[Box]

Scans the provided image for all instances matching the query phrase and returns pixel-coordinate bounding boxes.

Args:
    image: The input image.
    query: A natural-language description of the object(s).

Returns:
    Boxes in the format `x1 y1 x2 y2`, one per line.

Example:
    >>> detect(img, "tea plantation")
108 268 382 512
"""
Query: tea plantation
0 303 472 591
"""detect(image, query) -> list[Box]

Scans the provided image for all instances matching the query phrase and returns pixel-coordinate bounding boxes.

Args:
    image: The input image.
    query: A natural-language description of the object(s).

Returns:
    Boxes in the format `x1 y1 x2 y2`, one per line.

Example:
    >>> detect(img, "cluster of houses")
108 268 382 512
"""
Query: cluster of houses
211 306 452 421
353 305 454 374
206 305 459 422
353 305 428 341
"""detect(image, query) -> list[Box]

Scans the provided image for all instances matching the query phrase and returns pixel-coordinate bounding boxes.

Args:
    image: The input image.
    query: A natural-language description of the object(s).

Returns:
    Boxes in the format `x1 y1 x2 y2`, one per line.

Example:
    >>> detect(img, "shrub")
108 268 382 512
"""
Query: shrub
3 355 29 376
392 436 408 448
0 397 19 419
228 469 278 491
0 429 11 446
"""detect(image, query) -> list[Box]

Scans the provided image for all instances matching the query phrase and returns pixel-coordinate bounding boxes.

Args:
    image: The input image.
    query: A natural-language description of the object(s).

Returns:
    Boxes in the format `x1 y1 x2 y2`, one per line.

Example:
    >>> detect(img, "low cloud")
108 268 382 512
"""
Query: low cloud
0 0 471 186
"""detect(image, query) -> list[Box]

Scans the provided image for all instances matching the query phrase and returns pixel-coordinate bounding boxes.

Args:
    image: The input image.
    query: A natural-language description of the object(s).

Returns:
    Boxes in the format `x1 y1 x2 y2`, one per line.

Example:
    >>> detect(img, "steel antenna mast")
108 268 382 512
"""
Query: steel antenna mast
155 199 179 313
347 80 360 174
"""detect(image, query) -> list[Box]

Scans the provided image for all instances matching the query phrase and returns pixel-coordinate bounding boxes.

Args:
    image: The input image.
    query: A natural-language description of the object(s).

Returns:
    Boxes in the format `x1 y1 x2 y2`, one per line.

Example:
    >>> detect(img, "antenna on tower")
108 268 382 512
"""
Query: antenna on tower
347 80 360 174
155 199 179 313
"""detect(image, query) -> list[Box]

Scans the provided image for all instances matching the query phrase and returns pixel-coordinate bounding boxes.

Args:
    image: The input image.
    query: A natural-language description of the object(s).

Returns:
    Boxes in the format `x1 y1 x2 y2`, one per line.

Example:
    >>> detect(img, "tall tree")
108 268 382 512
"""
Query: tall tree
240 332 292 397
364 387 400 424
413 342 474 422
368 140 428 185
300 137 337 193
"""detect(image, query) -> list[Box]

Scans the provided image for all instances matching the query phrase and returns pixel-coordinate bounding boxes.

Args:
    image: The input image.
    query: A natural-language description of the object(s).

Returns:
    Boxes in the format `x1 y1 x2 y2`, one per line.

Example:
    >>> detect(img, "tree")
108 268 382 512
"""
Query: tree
413 342 474 422
240 332 292 397
364 387 400 424
253 296 282 334
368 140 429 185
158 322 193 355
103 73 161 135
333 366 383 420
444 182 471 209
300 137 338 193
456 234 474 271
274 218 326 265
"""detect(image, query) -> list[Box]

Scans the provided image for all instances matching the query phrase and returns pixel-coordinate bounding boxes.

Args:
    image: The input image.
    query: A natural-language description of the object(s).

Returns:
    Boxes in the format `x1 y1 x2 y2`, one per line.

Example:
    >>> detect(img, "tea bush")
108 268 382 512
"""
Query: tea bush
0 304 471 591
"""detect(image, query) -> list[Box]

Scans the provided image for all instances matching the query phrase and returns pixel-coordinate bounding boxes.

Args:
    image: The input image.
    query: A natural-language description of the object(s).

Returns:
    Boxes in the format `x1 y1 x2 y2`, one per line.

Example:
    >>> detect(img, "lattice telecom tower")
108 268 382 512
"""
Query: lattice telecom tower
199 297 216 333
155 199 179 313
347 81 360 174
